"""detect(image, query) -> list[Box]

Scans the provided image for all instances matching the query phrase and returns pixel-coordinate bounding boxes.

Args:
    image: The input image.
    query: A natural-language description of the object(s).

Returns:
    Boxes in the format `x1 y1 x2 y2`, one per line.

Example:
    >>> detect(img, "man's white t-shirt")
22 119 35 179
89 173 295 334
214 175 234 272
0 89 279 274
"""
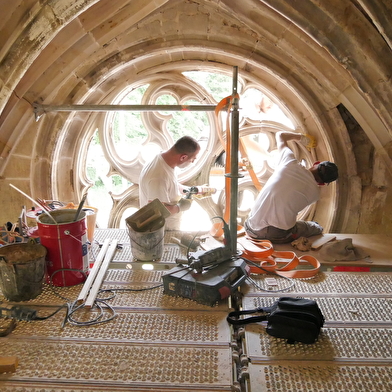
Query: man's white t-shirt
139 154 182 230
247 147 320 231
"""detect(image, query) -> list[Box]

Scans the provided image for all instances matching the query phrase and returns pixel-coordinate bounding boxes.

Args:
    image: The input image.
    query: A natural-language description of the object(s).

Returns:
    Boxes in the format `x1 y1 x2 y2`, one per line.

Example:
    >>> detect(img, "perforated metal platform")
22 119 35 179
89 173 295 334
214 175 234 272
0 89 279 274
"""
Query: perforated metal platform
240 273 392 391
1 229 392 391
248 364 392 392
0 273 233 391
0 229 234 391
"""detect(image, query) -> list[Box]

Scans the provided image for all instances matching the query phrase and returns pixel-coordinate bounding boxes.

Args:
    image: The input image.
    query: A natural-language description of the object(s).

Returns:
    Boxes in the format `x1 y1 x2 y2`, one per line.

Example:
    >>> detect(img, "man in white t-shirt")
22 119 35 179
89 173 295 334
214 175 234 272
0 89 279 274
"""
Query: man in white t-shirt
244 131 338 243
139 136 200 230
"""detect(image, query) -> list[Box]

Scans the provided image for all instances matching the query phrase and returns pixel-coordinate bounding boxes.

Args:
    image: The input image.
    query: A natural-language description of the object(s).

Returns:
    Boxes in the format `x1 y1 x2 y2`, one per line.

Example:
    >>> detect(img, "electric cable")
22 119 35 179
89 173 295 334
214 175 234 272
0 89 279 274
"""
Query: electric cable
33 303 68 320
0 246 165 326
98 284 163 295
184 233 196 260
48 268 88 301
65 298 117 327
51 268 164 327
0 269 81 322
63 283 165 327
0 267 162 327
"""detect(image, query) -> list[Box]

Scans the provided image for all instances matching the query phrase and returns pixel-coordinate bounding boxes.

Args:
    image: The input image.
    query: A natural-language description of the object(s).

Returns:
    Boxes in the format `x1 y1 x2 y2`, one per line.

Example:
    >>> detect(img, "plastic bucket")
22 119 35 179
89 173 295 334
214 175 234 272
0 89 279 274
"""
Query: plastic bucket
69 205 98 243
0 242 47 301
127 217 165 261
83 206 98 243
37 209 88 287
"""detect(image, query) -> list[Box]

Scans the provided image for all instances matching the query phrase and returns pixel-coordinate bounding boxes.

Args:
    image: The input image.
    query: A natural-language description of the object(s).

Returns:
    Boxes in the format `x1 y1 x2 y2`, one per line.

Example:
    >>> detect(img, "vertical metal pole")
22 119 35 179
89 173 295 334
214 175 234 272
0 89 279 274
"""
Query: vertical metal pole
230 66 239 254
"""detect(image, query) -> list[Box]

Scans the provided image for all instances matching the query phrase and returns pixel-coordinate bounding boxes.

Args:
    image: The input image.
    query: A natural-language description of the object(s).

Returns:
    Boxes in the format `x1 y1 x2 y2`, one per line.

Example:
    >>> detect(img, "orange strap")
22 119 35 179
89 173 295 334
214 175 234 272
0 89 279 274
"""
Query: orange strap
211 95 262 238
215 95 262 193
237 236 274 260
238 237 321 278
210 95 237 238
238 138 262 192
215 95 237 223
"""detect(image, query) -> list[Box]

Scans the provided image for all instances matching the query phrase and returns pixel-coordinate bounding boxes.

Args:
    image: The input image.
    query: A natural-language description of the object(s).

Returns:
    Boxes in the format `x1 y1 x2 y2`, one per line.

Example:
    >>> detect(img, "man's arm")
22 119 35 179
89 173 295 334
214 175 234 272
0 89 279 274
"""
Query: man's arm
162 203 181 214
276 131 302 152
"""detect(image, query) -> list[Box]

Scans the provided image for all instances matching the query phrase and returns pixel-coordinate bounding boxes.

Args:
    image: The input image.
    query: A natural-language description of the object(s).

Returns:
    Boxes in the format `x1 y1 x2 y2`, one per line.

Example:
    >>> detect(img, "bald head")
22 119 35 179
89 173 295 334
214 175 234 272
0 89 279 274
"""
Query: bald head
173 136 200 155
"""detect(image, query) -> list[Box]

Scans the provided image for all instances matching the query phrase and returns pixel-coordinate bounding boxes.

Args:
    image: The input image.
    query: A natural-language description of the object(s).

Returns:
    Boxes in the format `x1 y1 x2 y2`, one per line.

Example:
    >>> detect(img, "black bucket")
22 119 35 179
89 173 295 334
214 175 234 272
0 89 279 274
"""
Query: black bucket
0 242 47 301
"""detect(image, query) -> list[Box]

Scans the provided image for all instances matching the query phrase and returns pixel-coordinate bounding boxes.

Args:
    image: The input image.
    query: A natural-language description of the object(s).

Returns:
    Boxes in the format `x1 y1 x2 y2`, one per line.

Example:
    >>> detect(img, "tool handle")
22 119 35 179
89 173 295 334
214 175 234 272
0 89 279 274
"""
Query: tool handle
74 192 88 221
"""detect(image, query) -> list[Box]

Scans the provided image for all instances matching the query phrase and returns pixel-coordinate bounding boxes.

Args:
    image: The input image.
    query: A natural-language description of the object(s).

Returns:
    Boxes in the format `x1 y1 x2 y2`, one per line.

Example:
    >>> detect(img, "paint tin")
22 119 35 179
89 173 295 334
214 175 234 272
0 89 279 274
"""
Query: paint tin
37 209 88 286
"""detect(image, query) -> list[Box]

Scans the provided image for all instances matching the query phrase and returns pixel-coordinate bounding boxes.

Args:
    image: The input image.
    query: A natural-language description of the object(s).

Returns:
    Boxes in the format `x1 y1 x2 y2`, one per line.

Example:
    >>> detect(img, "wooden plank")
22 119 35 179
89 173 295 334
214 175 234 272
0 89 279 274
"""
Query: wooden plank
0 356 18 373
84 239 118 308
310 235 337 250
77 238 111 304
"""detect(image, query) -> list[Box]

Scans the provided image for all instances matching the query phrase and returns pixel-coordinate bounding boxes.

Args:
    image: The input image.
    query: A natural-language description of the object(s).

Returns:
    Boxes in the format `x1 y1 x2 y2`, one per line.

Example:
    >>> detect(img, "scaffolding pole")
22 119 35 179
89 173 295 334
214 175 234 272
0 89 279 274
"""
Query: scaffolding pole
33 103 217 121
228 66 241 254
33 66 242 255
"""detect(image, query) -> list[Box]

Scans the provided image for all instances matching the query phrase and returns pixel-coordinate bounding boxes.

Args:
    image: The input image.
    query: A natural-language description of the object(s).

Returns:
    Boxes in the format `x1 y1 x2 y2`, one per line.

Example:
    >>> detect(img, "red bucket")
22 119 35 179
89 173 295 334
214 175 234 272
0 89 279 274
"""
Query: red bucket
37 209 88 286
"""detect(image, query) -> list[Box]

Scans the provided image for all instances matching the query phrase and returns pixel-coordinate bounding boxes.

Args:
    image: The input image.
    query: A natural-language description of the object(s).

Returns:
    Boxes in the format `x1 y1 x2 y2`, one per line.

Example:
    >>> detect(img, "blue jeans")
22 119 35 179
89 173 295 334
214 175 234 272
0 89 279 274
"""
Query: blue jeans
244 220 323 244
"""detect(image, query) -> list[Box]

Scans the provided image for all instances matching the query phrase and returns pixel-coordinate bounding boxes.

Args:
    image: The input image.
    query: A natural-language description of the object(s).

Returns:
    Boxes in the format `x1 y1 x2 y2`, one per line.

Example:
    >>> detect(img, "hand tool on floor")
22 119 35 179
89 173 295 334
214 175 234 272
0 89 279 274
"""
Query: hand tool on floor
170 234 201 251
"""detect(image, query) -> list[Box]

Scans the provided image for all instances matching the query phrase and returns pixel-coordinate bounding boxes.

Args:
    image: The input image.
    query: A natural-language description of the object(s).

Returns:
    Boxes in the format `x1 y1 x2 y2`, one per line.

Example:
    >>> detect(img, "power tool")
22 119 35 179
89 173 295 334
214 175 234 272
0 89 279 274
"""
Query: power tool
0 304 38 321
162 217 250 306
183 186 217 199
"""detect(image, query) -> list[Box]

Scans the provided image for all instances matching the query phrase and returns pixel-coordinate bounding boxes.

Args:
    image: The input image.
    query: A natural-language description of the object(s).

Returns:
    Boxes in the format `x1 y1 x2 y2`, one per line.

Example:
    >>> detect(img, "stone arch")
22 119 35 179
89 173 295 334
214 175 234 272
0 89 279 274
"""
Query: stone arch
41 50 352 230
1 0 391 234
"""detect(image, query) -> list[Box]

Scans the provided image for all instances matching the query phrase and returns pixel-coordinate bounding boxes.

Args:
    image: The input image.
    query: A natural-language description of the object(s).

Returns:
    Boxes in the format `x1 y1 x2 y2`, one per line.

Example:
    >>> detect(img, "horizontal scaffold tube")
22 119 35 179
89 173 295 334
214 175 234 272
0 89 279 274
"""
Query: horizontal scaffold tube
33 103 218 113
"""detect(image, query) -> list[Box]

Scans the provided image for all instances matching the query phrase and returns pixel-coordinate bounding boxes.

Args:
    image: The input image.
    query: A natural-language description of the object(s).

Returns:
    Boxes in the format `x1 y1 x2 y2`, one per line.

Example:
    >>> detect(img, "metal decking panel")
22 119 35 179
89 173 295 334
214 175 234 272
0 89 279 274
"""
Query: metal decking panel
0 229 234 391
241 272 392 392
2 228 392 391
0 284 234 391
247 363 392 392
0 340 232 391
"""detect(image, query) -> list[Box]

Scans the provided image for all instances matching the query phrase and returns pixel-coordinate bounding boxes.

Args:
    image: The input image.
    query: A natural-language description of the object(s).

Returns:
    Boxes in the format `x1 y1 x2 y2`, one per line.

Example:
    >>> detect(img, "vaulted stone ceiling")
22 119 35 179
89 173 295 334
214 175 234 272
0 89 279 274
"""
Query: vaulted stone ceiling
0 0 391 233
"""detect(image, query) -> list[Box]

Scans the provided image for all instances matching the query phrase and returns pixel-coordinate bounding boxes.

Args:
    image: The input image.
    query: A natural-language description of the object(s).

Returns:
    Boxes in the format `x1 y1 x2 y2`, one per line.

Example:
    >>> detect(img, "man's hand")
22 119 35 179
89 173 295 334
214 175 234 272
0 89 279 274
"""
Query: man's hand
276 131 302 151
177 197 192 212
300 133 317 150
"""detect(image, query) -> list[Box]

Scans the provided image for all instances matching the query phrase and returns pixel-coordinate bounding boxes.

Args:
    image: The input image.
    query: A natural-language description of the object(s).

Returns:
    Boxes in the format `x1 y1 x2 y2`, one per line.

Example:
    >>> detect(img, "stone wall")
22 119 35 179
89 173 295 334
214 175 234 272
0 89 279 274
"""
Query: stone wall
0 0 391 234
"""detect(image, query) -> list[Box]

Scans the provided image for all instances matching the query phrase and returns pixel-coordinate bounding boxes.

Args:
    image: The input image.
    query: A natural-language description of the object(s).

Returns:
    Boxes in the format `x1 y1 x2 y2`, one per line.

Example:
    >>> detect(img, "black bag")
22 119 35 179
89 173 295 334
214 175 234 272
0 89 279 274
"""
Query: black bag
227 297 325 344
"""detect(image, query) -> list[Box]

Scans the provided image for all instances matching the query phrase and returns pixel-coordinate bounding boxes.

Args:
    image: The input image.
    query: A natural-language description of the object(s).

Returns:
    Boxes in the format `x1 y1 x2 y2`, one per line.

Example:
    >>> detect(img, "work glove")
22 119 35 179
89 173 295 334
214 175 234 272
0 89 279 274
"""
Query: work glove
177 197 192 212
300 133 317 150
